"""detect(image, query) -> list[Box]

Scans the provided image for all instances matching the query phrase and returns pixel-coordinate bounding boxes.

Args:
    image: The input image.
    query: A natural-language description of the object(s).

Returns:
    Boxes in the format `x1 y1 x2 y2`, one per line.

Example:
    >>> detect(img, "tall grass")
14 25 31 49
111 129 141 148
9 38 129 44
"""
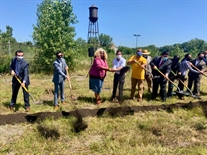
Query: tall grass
0 54 207 154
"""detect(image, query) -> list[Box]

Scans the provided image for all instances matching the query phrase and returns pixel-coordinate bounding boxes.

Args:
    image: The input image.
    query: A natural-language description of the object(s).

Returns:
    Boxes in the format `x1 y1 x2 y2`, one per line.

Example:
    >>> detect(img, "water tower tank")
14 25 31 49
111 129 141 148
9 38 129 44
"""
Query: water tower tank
89 5 98 23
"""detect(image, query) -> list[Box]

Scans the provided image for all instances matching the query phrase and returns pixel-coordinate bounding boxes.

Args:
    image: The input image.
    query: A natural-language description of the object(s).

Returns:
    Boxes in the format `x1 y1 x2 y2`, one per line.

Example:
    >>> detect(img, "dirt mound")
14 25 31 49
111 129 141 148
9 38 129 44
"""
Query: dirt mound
0 101 207 126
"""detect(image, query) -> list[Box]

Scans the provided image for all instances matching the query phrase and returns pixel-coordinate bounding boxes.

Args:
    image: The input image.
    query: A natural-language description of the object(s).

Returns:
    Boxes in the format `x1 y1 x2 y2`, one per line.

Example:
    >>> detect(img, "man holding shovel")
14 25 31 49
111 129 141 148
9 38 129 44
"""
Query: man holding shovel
187 53 206 96
9 50 30 112
52 51 70 109
150 51 172 102
127 49 147 102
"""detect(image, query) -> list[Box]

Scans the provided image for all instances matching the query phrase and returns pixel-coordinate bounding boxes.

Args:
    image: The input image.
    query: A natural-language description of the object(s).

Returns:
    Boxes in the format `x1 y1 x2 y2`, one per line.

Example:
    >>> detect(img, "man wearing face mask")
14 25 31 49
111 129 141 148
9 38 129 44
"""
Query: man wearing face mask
150 51 172 102
127 49 147 102
110 50 126 103
52 51 70 109
187 52 206 96
202 50 207 65
9 50 30 112
176 54 200 99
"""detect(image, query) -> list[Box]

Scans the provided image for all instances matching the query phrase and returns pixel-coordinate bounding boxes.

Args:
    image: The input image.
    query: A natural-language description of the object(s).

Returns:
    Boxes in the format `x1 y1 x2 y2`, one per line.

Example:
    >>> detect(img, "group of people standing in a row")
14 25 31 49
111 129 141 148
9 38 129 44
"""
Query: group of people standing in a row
88 48 207 104
8 48 207 111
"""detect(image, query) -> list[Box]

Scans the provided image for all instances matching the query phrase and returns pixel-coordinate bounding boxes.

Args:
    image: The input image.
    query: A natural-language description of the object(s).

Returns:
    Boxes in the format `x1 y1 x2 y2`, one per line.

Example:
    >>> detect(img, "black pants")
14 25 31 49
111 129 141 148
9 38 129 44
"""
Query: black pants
167 75 175 97
151 77 167 100
187 75 201 95
111 73 125 101
177 75 186 98
10 79 30 108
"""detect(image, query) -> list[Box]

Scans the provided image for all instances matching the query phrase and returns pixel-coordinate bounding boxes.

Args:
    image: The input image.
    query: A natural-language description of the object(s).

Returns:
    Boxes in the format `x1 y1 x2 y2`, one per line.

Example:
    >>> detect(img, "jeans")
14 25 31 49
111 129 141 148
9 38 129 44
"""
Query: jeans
54 80 65 106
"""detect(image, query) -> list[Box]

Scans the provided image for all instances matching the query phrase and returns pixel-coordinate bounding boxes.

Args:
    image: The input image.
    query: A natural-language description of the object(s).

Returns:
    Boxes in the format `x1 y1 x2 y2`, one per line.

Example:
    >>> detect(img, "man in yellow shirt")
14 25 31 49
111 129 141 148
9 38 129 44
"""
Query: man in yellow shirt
127 49 147 102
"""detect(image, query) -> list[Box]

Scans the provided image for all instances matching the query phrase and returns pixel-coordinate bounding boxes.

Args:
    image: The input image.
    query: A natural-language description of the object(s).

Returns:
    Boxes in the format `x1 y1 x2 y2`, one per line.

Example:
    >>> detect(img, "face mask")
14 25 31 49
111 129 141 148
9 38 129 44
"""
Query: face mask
163 57 168 61
199 57 204 60
17 56 23 61
116 55 122 59
57 55 62 59
186 58 191 61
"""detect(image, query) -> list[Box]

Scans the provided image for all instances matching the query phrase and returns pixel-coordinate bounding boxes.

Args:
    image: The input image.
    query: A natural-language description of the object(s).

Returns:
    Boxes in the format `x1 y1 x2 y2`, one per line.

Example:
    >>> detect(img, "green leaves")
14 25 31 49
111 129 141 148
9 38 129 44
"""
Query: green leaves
32 0 78 73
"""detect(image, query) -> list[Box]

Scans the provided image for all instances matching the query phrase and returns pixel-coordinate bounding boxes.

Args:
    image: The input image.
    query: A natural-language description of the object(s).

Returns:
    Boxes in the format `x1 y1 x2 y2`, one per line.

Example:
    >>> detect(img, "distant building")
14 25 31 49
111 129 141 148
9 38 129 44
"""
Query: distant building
110 42 118 53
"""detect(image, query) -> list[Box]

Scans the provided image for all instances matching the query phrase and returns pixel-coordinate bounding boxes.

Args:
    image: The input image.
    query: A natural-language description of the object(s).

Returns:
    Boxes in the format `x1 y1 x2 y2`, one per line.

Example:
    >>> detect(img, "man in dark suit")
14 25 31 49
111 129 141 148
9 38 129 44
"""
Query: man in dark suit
10 50 30 111
52 51 70 109
150 51 172 102
187 52 206 96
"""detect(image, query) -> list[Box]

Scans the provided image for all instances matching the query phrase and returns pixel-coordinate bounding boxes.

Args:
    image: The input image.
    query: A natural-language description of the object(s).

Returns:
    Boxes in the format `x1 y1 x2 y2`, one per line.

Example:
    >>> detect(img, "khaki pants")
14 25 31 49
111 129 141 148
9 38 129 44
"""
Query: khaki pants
130 78 144 101
145 74 152 93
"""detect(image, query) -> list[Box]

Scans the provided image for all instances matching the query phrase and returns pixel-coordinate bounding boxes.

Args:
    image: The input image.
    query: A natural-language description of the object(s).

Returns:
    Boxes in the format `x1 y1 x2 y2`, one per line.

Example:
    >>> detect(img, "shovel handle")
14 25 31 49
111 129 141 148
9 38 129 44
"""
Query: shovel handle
134 60 152 75
66 70 72 90
170 71 193 96
14 75 36 102
14 75 29 92
156 68 180 91
190 63 207 77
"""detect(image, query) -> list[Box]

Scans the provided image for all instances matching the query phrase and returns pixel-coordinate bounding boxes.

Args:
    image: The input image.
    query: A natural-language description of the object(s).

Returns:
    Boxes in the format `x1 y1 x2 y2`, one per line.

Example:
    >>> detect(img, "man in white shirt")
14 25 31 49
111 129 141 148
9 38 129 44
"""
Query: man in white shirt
111 50 126 103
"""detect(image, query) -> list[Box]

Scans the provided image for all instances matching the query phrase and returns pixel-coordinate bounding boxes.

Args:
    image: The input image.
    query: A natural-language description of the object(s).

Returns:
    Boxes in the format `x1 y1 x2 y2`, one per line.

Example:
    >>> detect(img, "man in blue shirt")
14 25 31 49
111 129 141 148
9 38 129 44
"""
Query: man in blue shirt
111 50 126 103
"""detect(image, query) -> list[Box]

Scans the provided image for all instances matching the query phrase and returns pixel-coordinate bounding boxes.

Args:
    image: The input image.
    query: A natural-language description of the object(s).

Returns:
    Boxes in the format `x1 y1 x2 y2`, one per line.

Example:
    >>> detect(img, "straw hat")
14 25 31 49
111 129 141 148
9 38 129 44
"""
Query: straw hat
142 50 150 55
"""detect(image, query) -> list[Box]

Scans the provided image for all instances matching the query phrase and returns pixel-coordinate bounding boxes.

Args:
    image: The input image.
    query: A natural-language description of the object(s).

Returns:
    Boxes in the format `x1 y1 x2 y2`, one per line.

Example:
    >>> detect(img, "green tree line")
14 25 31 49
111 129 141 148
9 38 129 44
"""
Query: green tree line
1 0 207 73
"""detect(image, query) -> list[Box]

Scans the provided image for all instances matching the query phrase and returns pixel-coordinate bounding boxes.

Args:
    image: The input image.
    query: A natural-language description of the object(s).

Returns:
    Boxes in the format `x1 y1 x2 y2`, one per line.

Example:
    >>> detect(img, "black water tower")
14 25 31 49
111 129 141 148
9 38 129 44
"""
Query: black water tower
87 4 99 54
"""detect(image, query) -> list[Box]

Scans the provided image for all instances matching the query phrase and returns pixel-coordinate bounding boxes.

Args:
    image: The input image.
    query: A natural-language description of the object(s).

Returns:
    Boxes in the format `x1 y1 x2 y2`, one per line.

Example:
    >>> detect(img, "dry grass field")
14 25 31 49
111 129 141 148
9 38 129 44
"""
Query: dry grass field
0 64 207 154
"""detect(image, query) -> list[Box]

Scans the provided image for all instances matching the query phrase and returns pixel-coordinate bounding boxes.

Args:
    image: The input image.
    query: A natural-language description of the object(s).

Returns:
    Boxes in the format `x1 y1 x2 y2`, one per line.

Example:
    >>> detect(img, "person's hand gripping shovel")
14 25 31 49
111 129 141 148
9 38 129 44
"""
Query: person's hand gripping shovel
154 67 187 96
14 75 43 104
66 70 77 101
134 60 153 78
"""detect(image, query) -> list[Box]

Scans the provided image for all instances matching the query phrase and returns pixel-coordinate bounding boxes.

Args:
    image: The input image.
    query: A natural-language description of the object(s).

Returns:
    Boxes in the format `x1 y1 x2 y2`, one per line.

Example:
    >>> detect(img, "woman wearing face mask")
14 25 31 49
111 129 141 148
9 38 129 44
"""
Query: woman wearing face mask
9 50 30 112
89 48 111 105
110 50 126 103
150 51 172 102
187 53 206 96
52 51 70 109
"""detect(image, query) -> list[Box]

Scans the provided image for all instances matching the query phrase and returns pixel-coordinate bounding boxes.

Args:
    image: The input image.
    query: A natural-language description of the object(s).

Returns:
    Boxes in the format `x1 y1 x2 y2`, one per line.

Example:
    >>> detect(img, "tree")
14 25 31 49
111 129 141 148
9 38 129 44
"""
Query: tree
32 0 78 73
99 33 113 49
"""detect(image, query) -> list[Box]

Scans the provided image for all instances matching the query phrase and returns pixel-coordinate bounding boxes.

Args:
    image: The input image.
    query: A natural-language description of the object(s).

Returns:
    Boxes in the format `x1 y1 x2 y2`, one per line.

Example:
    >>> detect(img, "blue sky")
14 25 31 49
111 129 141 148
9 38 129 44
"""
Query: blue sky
0 0 206 48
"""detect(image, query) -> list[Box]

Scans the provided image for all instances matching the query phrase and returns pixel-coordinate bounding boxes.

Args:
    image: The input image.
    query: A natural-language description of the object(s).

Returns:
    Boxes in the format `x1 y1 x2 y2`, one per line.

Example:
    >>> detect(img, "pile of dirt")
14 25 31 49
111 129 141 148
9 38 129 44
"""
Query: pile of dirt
0 101 207 126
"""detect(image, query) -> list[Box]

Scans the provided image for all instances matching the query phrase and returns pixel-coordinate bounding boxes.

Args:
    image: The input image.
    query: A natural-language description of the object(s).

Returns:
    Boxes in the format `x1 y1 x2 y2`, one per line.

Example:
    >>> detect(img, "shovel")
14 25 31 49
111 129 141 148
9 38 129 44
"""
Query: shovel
190 63 207 77
171 71 201 99
155 68 187 96
66 70 77 100
14 76 43 104
134 60 153 78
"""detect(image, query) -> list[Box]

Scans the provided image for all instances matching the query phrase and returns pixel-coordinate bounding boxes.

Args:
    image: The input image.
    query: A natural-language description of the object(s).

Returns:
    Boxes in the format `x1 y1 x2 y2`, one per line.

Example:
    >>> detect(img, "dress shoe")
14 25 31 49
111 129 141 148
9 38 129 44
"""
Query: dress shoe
9 106 14 111
162 98 166 102
61 101 66 105
137 99 142 102
54 105 59 109
25 107 30 112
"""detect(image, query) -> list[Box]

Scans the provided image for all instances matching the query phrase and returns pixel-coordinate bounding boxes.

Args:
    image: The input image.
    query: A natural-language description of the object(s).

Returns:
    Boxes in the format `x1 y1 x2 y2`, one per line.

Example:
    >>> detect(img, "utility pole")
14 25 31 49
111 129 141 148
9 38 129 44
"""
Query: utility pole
133 34 141 49
8 40 11 56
